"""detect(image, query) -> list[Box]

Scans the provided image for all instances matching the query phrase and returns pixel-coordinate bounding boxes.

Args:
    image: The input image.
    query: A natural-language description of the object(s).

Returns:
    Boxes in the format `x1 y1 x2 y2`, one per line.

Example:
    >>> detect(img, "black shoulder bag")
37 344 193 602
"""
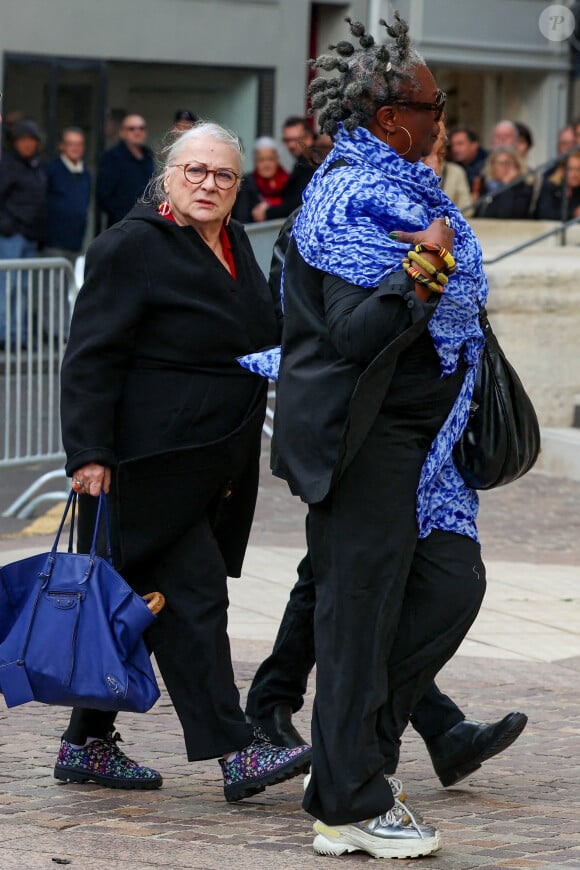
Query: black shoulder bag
453 305 541 490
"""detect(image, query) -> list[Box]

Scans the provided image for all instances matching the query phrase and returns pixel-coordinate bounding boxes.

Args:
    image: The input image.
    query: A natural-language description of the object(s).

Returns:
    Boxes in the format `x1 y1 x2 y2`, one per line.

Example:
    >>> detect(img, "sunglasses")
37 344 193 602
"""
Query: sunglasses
392 89 447 122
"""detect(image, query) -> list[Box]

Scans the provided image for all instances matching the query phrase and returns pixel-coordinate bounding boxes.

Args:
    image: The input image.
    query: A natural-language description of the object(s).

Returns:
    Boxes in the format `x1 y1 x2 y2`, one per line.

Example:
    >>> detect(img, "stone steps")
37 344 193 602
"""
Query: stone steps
536 427 580 481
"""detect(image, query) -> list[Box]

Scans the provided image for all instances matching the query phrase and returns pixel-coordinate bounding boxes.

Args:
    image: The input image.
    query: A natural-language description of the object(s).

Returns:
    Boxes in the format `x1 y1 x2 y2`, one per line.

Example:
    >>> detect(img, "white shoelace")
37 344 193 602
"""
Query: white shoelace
377 798 424 837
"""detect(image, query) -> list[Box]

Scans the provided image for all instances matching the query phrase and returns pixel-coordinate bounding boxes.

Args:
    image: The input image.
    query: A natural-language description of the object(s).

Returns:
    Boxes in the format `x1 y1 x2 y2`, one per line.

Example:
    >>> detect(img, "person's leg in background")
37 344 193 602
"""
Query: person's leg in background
0 233 35 347
410 679 527 787
245 517 315 747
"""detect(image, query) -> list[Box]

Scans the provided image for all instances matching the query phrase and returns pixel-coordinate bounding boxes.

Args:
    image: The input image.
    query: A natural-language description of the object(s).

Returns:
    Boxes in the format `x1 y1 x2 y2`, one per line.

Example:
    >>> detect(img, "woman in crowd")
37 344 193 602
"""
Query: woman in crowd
535 148 580 221
232 136 289 223
265 14 487 859
476 146 532 218
56 121 310 802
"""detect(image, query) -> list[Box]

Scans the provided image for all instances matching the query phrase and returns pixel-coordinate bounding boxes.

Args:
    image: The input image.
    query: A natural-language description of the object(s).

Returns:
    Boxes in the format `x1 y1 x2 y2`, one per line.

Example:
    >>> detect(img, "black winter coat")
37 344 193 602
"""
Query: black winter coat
61 204 279 574
534 179 580 221
476 179 532 219
264 157 316 220
0 150 47 241
97 142 154 226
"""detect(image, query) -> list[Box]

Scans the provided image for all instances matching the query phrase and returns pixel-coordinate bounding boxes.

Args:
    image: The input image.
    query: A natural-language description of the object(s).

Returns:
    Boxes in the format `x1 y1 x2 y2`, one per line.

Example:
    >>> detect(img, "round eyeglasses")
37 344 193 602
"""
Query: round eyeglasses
170 162 240 190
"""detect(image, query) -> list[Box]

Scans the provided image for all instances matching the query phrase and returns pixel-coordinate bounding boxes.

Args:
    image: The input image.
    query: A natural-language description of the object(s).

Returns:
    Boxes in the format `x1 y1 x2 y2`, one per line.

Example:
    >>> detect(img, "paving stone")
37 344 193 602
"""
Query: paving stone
1 469 579 867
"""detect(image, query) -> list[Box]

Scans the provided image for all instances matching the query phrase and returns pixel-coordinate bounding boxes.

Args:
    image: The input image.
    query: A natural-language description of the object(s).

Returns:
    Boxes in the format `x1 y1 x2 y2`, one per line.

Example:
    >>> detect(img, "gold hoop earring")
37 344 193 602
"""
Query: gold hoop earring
386 125 413 157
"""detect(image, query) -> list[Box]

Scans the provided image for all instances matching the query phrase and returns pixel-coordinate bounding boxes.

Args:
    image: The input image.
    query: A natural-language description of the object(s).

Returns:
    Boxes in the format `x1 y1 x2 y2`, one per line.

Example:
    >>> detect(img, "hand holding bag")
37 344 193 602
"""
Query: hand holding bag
453 305 541 490
0 490 161 712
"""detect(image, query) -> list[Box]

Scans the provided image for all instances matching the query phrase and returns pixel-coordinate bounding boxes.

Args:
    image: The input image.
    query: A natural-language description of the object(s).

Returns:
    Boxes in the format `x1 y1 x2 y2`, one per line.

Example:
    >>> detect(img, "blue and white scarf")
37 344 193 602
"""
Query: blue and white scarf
239 123 488 541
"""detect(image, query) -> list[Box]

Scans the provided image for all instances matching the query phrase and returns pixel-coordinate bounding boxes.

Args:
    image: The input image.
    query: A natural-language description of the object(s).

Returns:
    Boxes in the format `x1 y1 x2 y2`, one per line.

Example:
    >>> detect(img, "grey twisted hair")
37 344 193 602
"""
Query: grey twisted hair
142 120 244 206
309 13 425 137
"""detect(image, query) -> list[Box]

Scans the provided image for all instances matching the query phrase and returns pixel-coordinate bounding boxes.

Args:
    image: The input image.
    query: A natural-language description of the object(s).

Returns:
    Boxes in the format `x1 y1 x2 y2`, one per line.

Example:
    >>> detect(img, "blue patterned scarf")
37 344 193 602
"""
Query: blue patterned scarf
240 123 488 540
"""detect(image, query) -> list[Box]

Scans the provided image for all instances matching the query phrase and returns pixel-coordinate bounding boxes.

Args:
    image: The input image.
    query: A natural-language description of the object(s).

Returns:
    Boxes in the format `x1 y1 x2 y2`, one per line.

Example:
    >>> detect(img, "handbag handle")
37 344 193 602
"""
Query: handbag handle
40 490 113 585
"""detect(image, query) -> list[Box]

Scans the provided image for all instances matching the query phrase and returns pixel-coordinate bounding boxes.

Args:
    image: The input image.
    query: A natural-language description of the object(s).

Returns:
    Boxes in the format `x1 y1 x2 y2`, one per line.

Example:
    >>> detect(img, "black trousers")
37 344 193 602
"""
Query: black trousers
64 507 254 761
299 346 486 825
246 539 466 742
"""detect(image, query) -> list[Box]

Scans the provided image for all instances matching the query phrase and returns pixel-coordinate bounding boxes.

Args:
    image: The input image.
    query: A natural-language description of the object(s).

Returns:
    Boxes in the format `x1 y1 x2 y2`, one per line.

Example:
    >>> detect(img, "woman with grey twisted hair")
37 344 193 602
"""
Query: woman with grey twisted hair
256 14 493 858
56 120 310 802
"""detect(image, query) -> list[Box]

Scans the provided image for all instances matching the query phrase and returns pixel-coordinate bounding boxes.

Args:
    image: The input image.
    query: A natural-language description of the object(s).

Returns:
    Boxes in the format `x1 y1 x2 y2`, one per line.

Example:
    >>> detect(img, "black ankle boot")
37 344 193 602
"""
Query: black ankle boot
246 704 308 749
426 711 528 787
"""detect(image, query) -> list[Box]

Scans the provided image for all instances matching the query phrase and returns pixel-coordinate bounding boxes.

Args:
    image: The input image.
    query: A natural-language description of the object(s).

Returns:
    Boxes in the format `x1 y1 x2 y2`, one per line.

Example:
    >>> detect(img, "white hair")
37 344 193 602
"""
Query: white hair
142 119 244 205
253 136 279 155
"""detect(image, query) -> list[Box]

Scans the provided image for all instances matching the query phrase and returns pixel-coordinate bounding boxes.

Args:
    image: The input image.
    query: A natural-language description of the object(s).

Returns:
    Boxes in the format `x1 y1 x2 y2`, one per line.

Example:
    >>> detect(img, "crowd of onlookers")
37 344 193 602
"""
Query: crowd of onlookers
1 105 580 347
233 114 580 225
443 118 580 221
0 109 197 347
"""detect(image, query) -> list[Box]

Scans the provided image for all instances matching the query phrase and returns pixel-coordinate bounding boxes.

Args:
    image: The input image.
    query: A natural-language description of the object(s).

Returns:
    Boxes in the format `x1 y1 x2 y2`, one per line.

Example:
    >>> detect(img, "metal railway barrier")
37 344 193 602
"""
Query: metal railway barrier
1 257 76 517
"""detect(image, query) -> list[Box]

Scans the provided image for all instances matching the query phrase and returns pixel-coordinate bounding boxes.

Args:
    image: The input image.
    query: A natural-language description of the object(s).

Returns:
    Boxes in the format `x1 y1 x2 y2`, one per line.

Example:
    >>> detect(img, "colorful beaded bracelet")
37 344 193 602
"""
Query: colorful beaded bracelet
402 259 445 294
414 242 456 273
407 250 449 286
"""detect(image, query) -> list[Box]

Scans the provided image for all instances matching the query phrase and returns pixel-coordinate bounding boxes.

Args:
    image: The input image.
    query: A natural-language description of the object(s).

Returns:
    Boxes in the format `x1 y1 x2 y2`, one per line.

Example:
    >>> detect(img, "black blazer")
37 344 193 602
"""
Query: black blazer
271 238 436 503
61 203 279 574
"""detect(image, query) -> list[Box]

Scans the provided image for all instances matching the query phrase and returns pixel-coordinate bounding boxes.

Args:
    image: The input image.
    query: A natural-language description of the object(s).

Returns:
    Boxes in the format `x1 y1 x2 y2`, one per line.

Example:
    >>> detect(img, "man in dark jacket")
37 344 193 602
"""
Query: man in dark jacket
46 127 91 260
96 114 154 228
0 120 47 347
45 127 91 336
251 116 316 222
449 126 488 195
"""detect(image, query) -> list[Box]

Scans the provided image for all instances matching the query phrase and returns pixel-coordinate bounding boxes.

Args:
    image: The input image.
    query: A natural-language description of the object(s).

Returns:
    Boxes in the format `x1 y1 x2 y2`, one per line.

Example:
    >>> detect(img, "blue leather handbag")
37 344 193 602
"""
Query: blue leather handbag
0 491 161 712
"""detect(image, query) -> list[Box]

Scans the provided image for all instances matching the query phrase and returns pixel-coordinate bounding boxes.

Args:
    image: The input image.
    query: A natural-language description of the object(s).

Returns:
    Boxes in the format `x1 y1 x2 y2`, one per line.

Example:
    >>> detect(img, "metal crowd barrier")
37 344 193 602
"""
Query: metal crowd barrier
245 218 285 277
1 256 77 517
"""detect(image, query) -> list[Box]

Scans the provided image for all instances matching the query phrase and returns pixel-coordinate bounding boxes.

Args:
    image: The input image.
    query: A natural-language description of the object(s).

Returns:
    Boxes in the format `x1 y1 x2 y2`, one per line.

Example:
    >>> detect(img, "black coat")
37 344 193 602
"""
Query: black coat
0 149 47 241
96 142 154 226
232 173 262 223
271 238 437 503
61 204 279 574
264 157 316 220
534 179 580 221
476 179 532 219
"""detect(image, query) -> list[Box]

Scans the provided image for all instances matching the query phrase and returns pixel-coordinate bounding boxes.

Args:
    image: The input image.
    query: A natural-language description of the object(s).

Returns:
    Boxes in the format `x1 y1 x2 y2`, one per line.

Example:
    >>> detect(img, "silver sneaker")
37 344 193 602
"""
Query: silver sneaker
313 797 441 859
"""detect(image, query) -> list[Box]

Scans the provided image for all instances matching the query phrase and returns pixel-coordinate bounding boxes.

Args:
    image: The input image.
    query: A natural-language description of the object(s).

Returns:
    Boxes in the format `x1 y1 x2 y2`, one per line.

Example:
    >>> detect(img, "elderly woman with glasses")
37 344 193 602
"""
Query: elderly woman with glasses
241 15 488 859
232 135 290 223
56 120 310 802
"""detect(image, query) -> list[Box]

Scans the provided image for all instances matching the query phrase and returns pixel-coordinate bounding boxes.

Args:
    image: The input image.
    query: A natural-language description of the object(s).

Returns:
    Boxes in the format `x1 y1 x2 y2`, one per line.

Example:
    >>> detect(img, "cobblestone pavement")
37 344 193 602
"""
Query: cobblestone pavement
0 456 579 869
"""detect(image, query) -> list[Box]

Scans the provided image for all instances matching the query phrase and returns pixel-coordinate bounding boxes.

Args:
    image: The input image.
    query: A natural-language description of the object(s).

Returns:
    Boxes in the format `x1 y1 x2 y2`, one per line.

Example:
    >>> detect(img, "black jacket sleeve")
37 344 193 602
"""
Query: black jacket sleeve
232 174 261 223
534 181 564 220
264 161 315 220
323 270 437 366
60 226 150 475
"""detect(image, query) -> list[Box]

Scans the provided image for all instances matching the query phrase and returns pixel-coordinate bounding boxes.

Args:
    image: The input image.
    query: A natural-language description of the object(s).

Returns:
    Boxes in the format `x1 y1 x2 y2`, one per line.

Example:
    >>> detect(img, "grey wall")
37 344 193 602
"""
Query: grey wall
0 0 352 151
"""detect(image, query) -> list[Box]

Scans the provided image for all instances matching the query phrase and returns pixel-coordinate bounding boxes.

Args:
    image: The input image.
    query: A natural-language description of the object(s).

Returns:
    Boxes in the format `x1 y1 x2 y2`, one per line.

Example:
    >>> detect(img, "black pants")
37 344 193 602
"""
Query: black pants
64 508 254 760
246 540 466 742
300 342 486 825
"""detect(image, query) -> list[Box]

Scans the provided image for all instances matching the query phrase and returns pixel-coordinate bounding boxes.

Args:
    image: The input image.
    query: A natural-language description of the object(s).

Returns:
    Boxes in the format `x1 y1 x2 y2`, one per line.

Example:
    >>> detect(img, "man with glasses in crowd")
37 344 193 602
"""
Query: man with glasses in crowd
97 113 154 228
